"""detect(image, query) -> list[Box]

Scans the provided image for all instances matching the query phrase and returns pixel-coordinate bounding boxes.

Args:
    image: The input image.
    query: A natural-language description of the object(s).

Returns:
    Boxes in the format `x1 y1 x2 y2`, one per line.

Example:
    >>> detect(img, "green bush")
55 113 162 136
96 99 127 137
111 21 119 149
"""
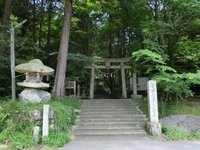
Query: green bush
162 126 200 140
44 130 70 147
135 99 200 140
131 49 200 103
10 130 35 149
0 106 8 132
0 98 80 149
134 99 200 118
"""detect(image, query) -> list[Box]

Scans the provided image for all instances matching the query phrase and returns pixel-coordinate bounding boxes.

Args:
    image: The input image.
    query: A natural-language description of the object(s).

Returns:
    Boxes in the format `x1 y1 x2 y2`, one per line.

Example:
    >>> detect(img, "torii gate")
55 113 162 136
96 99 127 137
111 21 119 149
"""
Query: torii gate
87 57 137 99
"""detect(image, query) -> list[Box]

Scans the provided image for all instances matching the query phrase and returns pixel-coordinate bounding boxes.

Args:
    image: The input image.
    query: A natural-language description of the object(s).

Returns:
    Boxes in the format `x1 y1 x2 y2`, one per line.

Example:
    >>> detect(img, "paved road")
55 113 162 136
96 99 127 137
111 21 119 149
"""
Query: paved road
58 139 200 150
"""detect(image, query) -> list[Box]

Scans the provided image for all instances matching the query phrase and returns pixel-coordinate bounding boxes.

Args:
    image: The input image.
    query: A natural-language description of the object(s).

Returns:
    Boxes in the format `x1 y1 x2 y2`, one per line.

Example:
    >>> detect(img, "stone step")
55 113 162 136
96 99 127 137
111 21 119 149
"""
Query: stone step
76 126 143 130
81 108 140 111
82 107 136 109
81 107 139 110
75 124 145 129
80 111 142 115
74 135 151 140
83 99 131 102
82 102 134 105
79 114 146 118
77 118 147 123
74 99 147 138
74 129 147 136
82 102 136 106
76 122 145 127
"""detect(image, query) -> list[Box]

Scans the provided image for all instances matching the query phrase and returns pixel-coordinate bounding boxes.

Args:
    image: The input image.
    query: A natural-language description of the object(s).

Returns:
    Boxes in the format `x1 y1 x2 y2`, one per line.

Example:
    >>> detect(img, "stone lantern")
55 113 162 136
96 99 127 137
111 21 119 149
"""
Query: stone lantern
15 59 54 103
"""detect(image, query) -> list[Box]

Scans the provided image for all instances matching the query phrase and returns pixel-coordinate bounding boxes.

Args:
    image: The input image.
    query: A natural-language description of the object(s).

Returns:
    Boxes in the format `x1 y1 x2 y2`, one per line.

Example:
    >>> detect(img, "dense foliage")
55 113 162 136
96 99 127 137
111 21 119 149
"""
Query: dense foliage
132 49 200 103
0 97 80 149
0 0 199 97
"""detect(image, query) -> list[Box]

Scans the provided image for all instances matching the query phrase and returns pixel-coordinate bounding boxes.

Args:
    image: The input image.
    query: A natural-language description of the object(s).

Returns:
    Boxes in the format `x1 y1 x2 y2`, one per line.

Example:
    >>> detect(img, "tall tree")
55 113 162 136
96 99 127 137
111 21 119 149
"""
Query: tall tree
0 0 11 74
53 0 73 99
46 0 53 63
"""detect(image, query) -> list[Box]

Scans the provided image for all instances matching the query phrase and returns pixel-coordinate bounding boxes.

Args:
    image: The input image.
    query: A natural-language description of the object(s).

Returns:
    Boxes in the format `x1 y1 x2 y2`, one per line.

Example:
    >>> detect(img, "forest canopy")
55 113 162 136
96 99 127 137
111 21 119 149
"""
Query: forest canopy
0 0 199 97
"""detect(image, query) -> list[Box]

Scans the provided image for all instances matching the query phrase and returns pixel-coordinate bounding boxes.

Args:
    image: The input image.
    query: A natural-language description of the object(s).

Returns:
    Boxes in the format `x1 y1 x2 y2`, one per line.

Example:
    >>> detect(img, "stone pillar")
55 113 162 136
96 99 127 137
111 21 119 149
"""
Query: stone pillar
42 105 49 139
132 73 137 98
90 65 95 99
146 80 161 136
33 126 40 144
121 63 127 99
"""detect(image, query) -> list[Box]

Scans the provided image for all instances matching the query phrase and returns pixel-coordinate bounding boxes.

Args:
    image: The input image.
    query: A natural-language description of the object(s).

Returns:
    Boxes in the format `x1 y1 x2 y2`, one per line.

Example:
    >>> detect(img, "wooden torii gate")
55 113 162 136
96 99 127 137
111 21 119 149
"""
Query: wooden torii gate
87 57 135 99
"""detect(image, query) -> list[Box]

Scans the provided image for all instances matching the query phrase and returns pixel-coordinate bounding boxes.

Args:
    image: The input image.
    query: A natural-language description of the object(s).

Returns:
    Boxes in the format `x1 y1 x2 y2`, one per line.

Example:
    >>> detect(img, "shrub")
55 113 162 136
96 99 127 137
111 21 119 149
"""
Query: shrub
131 49 200 104
44 130 70 147
162 126 200 140
0 98 80 149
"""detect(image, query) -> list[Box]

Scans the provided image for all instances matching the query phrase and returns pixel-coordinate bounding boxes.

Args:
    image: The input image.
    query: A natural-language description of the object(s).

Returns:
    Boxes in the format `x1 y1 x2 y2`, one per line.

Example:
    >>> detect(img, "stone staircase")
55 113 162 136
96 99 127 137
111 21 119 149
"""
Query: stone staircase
74 99 149 139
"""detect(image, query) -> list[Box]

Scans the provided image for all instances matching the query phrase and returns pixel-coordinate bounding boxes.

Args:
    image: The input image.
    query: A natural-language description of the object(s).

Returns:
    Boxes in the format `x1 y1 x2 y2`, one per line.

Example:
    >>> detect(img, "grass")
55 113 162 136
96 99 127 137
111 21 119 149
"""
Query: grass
134 98 200 118
134 98 200 140
0 97 80 149
162 126 200 140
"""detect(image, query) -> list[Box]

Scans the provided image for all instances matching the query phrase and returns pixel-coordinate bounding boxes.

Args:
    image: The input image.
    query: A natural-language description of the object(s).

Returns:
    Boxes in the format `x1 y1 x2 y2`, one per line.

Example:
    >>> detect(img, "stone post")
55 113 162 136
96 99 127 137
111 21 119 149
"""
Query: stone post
42 105 49 139
33 126 40 144
146 80 161 136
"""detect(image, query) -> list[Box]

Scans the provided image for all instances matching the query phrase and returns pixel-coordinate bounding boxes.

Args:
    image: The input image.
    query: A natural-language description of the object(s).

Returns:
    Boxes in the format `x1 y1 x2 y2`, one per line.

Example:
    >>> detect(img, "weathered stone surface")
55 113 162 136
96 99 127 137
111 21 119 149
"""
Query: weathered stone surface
0 144 8 150
19 88 51 103
42 105 50 138
29 109 41 120
160 115 200 133
146 122 161 136
15 59 54 75
33 126 40 144
17 82 49 88
147 80 161 136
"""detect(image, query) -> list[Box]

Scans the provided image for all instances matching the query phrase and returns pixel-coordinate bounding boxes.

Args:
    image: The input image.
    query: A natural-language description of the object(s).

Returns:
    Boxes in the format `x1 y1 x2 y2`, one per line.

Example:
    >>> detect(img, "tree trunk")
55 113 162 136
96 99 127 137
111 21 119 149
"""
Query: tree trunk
53 0 73 99
46 0 52 64
33 0 36 42
39 0 44 48
0 0 11 75
2 0 11 24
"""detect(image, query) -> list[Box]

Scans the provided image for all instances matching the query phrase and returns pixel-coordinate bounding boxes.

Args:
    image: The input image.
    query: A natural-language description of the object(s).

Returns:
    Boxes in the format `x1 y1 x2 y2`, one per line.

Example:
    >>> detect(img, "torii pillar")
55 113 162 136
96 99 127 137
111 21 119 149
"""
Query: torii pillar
90 64 95 99
121 62 127 99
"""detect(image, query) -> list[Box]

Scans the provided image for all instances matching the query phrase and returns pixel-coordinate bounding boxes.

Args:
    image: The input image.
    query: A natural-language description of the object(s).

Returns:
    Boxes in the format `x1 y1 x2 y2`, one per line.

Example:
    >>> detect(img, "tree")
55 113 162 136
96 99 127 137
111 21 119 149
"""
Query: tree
53 0 73 99
0 0 11 69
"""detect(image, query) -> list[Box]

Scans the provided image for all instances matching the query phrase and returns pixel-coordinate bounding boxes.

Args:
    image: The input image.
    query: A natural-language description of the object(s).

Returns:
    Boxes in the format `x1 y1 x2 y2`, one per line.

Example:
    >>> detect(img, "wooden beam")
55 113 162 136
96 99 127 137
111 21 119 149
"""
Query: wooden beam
86 65 131 69
94 57 131 63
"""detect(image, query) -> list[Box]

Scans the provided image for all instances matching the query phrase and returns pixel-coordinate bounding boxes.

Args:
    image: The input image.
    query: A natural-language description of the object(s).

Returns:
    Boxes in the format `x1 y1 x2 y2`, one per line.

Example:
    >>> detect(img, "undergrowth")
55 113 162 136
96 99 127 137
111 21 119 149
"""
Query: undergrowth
0 97 80 149
162 126 200 140
134 98 200 140
134 99 200 118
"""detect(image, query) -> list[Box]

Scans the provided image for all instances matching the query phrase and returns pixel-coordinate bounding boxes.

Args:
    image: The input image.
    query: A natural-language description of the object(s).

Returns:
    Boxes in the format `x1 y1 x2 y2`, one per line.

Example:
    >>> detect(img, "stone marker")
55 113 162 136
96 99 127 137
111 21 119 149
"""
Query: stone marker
0 144 8 150
146 80 161 136
42 105 49 139
33 126 40 144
